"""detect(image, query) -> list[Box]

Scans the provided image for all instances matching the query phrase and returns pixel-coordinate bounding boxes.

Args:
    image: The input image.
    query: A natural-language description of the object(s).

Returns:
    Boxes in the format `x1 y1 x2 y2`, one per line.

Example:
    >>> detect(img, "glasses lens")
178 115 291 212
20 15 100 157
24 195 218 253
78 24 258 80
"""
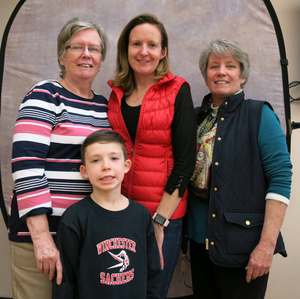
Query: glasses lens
67 44 101 54
88 46 101 54
69 44 84 52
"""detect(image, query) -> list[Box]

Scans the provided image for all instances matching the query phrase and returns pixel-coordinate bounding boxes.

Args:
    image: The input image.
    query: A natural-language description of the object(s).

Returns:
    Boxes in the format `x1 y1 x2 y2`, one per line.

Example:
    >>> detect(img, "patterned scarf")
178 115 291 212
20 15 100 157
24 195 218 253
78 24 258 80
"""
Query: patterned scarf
190 104 218 199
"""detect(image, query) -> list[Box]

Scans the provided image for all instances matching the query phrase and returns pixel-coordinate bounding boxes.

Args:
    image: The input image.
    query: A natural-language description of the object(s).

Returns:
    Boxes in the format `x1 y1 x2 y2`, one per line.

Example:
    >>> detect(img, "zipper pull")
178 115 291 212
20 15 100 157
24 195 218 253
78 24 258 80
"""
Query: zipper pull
131 149 134 157
205 238 209 250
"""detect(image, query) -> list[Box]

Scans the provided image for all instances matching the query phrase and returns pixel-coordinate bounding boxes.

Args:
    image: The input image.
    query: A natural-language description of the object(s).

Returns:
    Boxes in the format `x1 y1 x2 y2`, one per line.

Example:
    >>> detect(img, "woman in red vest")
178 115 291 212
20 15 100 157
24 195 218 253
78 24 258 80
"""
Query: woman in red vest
107 13 196 298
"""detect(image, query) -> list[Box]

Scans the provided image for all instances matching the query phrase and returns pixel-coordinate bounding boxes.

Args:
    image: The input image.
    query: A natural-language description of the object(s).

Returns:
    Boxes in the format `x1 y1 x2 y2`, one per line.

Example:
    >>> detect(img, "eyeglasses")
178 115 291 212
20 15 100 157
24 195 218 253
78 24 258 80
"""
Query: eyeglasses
65 43 101 55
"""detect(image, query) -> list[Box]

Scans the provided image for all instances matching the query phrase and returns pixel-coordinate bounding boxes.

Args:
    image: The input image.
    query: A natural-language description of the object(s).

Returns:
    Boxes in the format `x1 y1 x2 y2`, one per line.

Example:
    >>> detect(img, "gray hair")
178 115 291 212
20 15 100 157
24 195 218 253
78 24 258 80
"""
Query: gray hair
57 17 108 78
199 39 250 88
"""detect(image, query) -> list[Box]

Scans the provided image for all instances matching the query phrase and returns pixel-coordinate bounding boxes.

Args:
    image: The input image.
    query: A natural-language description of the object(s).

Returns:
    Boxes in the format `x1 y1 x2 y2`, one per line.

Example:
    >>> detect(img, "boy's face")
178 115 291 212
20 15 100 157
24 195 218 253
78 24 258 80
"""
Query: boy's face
80 142 131 193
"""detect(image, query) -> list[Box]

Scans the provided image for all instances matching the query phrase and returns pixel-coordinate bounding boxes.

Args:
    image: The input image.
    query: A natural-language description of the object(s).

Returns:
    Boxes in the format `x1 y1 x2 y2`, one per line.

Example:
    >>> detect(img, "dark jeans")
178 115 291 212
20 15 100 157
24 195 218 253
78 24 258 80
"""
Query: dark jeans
190 239 269 299
159 218 183 299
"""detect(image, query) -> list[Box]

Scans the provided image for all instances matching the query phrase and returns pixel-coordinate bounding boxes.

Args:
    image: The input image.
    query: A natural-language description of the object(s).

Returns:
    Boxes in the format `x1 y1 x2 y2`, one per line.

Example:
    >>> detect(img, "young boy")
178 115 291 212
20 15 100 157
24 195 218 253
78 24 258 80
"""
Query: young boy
52 130 161 299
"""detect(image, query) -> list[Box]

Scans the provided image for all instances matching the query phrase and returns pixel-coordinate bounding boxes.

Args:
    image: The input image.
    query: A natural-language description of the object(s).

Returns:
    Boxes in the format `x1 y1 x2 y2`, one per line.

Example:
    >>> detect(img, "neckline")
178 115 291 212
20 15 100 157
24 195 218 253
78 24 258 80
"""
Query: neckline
58 80 94 100
86 195 134 217
123 97 142 109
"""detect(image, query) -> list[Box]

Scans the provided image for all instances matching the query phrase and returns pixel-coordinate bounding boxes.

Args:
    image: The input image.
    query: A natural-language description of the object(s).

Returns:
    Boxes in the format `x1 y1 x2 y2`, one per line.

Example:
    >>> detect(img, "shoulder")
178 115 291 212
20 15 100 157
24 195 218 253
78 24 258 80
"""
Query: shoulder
21 80 65 107
260 103 281 129
130 199 152 217
60 196 90 224
24 80 65 103
178 82 190 93
92 92 108 104
28 79 61 93
159 71 187 87
242 97 274 113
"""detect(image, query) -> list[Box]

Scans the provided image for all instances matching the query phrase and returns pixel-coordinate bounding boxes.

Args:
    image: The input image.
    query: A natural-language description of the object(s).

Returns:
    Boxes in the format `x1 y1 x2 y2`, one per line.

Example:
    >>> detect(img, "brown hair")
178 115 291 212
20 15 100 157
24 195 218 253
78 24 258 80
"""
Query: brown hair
81 130 127 165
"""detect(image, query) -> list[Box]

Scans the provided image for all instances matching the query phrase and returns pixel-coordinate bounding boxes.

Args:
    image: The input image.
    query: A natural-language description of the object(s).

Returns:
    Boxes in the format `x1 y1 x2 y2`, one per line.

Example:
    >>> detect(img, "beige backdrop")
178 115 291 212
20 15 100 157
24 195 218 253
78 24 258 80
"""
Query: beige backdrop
0 0 300 298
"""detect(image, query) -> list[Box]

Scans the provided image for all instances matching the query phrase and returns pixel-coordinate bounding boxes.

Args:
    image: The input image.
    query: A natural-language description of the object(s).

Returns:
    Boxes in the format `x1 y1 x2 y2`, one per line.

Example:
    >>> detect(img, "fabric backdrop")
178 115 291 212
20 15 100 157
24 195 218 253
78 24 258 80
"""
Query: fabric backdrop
0 0 289 297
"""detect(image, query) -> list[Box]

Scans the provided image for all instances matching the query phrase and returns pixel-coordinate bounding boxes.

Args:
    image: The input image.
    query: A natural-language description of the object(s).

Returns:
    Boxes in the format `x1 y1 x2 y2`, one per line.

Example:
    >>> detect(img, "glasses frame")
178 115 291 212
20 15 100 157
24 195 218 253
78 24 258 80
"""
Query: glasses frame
65 43 101 55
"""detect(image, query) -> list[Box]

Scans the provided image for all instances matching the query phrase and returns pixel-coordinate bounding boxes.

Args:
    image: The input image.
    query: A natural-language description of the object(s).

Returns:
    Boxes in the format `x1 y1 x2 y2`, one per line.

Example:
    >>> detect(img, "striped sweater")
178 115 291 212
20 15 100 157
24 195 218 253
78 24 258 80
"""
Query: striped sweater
8 80 110 242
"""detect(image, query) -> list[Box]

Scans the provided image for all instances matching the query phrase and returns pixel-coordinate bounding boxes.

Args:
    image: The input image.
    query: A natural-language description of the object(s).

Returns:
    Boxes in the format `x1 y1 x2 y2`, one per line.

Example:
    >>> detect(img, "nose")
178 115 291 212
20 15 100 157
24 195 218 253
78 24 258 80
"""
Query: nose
82 46 91 57
217 65 226 75
101 159 111 170
140 45 148 56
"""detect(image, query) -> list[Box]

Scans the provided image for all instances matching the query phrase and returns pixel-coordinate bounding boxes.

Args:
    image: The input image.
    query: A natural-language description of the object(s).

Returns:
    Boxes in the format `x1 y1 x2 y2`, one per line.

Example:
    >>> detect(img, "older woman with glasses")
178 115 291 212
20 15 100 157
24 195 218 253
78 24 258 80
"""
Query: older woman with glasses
8 17 110 299
188 39 292 299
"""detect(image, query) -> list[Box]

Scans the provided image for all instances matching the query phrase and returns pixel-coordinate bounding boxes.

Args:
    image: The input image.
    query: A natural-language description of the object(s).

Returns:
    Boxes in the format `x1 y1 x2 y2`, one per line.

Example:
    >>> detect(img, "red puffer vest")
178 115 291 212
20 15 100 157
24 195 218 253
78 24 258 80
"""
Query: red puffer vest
107 72 188 219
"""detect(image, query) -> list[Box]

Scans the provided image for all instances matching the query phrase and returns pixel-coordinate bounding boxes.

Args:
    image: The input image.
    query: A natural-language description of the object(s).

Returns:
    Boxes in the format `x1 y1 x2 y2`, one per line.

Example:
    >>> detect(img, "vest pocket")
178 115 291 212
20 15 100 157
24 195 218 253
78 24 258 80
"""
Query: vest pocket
223 211 264 256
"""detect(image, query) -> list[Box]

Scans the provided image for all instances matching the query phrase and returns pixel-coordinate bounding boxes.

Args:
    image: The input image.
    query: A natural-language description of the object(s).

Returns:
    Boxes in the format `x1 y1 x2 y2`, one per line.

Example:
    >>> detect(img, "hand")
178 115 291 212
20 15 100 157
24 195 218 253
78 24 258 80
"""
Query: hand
245 242 274 283
153 223 165 270
27 214 63 285
33 231 63 285
245 199 287 283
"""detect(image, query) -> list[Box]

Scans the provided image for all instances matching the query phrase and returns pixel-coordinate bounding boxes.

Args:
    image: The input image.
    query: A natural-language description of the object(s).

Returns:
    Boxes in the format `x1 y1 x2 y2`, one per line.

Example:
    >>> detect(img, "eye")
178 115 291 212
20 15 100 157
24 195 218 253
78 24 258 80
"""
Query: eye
228 65 236 69
92 159 100 163
71 44 84 51
111 157 119 161
149 43 157 48
132 42 140 46
210 65 218 69
88 46 101 54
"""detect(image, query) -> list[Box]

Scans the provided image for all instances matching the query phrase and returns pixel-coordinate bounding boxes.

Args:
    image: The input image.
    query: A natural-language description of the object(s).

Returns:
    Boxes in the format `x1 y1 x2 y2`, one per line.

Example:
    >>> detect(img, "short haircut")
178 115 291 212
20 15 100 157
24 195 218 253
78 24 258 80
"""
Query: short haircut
111 13 169 96
57 17 108 78
199 38 250 88
81 130 127 165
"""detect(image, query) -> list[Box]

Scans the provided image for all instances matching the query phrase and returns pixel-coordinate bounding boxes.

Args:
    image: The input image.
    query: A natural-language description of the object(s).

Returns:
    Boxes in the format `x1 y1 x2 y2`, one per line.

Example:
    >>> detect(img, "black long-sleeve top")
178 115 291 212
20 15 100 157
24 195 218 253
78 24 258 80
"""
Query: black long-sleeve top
52 196 161 299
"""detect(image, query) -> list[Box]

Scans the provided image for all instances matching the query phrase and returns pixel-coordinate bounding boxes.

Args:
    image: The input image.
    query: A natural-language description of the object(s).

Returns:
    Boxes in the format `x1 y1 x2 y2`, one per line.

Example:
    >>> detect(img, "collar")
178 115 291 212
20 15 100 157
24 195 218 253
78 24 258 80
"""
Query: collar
107 71 176 102
200 91 245 116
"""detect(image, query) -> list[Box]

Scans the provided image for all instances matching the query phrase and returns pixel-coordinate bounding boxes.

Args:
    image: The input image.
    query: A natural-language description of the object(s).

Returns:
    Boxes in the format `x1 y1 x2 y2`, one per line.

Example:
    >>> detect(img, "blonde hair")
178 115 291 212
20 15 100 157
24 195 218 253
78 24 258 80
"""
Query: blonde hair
111 13 169 96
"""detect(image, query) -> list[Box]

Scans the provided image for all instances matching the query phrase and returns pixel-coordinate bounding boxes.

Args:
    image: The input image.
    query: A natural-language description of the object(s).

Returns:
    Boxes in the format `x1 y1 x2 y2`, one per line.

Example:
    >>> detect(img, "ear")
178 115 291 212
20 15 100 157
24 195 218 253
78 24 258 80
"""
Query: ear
124 159 131 174
205 77 208 87
80 165 89 179
58 56 65 66
160 47 167 60
241 77 246 85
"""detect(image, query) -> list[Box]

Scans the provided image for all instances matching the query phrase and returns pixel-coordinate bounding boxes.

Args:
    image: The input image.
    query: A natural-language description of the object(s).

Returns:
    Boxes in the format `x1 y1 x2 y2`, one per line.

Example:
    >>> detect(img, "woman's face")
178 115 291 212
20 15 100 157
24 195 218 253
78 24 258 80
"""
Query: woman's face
205 53 245 104
127 23 166 80
59 28 102 83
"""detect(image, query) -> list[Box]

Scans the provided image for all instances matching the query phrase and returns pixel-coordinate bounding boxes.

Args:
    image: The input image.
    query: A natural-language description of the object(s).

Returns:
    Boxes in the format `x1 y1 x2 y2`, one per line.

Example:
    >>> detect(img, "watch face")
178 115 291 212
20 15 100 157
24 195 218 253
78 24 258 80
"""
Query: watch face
155 214 166 225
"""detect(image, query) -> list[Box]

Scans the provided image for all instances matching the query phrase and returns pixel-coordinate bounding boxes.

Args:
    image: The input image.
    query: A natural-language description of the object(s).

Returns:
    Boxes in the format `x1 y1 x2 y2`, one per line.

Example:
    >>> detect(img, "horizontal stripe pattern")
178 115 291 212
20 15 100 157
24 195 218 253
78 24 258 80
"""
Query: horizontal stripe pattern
8 80 110 242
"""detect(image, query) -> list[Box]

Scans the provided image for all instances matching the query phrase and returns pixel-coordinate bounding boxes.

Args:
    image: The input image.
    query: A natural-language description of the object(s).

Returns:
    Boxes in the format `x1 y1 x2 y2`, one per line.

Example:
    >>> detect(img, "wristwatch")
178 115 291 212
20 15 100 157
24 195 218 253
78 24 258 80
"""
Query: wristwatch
152 213 170 227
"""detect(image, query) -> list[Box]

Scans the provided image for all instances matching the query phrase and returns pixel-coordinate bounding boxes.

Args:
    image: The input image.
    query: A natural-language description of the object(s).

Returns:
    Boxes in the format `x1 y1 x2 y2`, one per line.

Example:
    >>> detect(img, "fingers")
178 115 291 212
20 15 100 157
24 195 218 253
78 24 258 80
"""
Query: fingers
159 248 164 270
55 258 63 285
245 265 270 283
37 261 44 274
48 261 56 281
245 266 253 283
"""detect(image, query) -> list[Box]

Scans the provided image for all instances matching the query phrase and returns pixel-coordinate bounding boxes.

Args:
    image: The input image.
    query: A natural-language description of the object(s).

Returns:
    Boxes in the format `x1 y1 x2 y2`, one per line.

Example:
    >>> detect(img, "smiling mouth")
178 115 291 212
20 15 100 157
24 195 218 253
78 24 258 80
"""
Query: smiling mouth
101 176 114 181
78 64 93 68
137 59 149 63
215 81 228 84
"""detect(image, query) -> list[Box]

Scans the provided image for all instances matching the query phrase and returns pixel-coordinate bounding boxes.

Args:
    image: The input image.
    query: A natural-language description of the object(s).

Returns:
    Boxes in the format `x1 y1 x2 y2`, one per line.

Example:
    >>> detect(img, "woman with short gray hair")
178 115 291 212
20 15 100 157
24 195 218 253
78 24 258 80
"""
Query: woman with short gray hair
188 38 292 299
8 17 110 299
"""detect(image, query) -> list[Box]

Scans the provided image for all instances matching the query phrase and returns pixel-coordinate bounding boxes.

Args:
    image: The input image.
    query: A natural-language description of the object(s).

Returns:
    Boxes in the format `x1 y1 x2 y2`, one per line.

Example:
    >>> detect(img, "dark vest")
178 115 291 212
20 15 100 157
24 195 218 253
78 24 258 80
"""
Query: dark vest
198 92 287 267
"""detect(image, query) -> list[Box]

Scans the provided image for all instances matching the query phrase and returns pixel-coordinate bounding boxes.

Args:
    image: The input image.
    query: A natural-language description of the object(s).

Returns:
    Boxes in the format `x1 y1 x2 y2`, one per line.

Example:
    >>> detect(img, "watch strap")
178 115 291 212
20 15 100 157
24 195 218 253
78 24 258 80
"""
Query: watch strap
152 213 170 227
